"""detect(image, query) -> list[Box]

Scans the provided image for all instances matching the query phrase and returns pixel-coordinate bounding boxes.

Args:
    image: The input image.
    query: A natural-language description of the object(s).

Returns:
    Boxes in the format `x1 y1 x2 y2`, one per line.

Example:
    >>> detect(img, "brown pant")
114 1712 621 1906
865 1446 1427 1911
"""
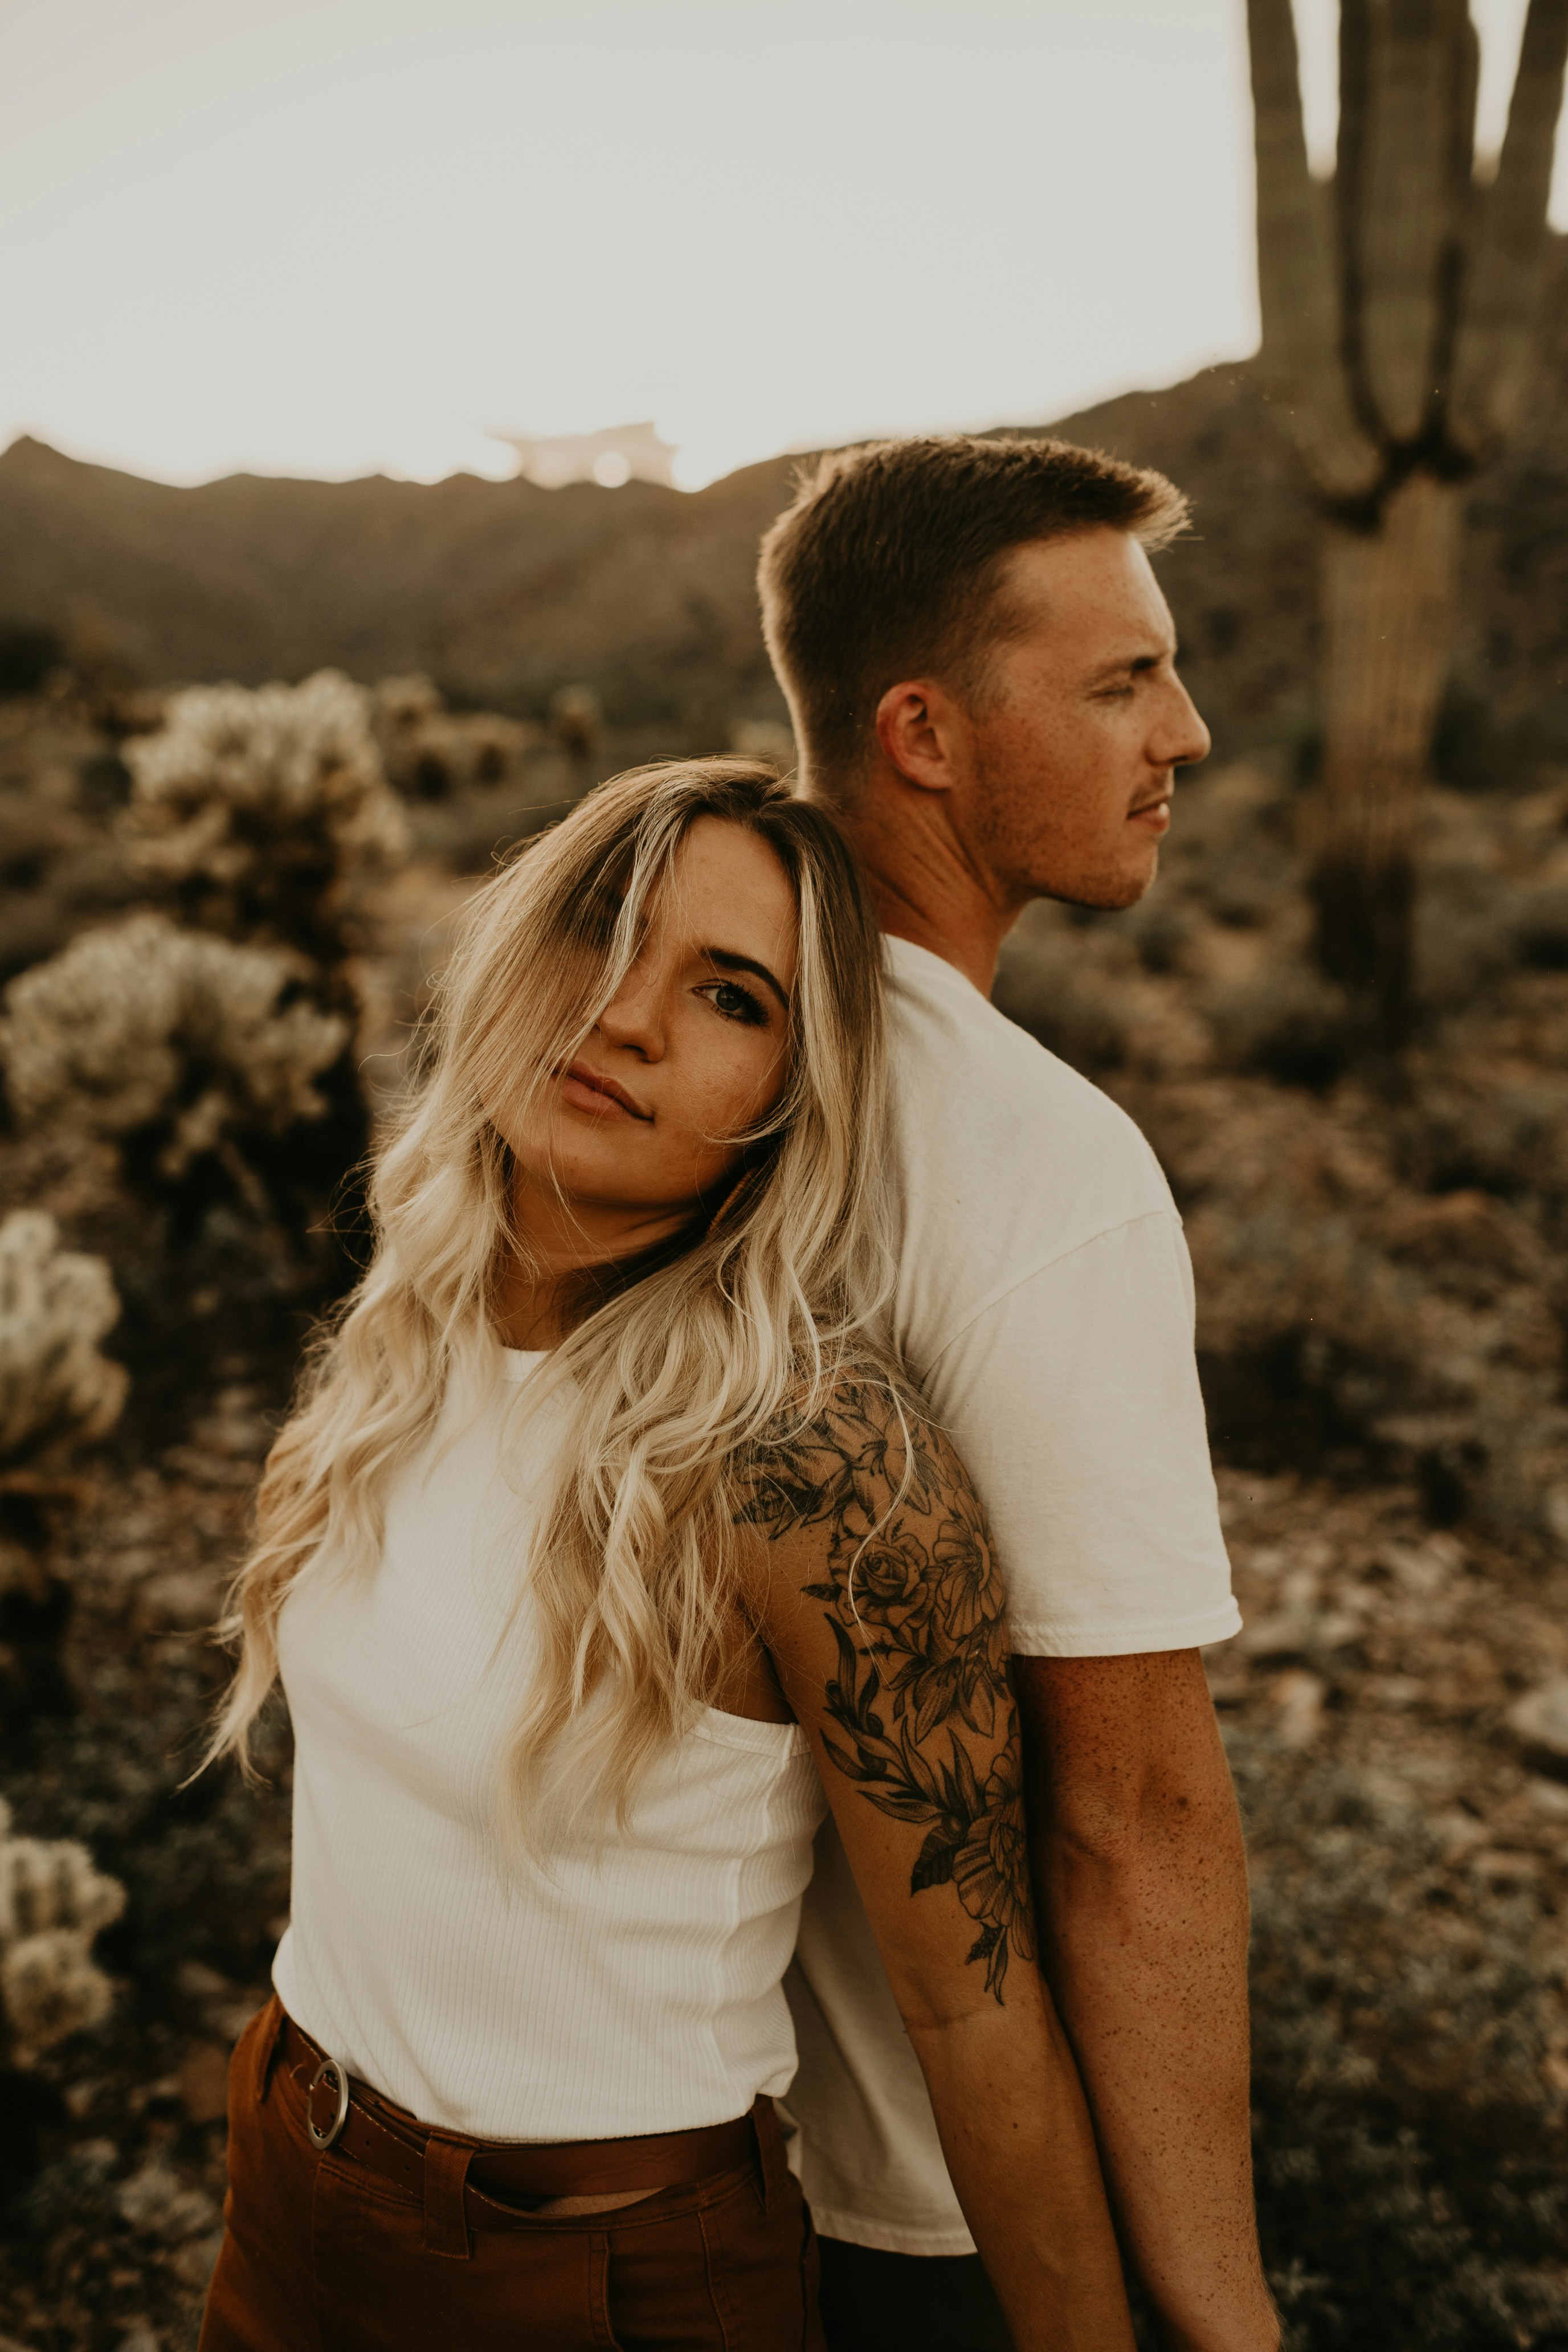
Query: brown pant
201 1999 826 2352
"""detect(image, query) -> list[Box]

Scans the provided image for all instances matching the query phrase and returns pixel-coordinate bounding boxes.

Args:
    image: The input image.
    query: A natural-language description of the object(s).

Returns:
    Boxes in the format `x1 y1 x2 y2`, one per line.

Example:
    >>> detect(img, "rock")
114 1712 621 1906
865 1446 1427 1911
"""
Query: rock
1238 1611 1313 1662
116 2157 219 2243
1379 1535 1464 1594
174 1959 232 2000
136 1567 223 1631
1506 1679 1568 1776
1271 1669 1326 1750
172 2226 225 2290
179 2041 231 2125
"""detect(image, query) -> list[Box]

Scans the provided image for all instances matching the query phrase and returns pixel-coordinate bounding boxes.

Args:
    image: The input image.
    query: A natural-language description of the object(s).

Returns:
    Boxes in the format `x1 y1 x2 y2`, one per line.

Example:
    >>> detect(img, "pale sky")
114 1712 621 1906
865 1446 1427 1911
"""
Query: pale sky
0 0 1560 491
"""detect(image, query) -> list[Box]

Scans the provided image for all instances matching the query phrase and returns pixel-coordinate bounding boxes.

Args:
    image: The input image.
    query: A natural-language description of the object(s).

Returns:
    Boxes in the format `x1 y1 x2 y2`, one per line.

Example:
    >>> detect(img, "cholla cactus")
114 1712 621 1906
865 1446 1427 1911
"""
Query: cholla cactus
372 671 444 755
0 1211 126 1471
0 913 348 1189
121 668 409 967
549 684 601 761
0 1797 125 2061
373 677 536 800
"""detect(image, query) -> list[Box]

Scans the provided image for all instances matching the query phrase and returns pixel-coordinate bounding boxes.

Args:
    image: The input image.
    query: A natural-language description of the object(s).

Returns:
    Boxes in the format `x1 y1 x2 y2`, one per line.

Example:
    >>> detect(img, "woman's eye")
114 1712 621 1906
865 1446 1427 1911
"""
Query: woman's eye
697 979 769 1028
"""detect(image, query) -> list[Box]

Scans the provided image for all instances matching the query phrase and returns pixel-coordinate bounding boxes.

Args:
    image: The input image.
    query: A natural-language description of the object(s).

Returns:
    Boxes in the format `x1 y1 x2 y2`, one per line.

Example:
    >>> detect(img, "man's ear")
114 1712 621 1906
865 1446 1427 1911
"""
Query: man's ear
874 679 969 795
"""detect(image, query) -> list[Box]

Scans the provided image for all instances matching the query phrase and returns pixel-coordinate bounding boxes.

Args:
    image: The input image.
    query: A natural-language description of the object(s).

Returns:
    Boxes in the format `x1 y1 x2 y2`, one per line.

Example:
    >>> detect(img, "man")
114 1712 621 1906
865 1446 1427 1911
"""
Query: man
757 436 1279 2351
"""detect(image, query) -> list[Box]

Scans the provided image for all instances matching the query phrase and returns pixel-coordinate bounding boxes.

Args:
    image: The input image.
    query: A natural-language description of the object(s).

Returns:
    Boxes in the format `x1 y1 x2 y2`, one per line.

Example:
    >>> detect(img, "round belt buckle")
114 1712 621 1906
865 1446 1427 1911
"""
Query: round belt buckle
306 2056 350 2151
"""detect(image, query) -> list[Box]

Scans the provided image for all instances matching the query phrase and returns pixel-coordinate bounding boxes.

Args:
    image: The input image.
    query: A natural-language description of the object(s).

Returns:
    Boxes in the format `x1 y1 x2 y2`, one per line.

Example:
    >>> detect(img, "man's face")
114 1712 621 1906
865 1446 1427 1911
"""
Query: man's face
959 528 1210 912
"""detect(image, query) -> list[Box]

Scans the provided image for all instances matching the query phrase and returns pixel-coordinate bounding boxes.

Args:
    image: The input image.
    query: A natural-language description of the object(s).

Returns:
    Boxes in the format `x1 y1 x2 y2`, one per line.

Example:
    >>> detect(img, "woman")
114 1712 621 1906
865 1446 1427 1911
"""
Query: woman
199 760 1134 2351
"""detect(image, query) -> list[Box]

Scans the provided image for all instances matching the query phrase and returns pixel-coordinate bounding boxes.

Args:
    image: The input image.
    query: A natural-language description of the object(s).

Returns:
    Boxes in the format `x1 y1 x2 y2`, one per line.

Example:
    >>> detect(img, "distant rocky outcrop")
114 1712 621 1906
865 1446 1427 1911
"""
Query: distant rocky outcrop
1 232 1563 774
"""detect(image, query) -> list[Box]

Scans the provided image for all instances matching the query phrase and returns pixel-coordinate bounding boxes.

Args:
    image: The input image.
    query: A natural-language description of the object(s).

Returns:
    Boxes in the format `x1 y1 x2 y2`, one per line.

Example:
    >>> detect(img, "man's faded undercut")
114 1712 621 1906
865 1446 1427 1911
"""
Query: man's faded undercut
757 434 1189 810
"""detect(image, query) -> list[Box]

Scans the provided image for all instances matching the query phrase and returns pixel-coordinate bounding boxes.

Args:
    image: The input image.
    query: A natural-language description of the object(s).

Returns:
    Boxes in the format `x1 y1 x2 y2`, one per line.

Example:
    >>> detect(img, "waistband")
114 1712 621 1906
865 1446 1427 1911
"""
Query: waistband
252 1998 783 2258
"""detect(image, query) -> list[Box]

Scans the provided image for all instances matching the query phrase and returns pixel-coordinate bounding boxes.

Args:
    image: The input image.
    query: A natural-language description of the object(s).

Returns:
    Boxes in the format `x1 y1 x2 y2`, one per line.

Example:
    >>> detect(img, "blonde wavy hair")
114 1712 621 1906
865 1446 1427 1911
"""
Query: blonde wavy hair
209 758 893 1835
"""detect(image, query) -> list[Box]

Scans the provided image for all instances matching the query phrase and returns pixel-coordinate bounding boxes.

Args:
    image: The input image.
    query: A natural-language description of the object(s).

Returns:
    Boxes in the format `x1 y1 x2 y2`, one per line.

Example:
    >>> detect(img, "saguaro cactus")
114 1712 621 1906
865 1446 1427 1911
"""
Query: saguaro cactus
1247 0 1568 1042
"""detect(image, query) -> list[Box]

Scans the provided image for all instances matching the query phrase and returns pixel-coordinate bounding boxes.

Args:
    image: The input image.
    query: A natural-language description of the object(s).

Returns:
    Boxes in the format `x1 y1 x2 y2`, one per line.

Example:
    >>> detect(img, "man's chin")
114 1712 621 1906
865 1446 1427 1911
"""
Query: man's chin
1035 854 1159 915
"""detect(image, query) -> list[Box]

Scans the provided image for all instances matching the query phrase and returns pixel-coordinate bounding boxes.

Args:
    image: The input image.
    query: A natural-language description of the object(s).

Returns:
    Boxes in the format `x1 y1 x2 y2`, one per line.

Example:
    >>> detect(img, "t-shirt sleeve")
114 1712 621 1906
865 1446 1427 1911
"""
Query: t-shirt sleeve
920 1209 1241 1657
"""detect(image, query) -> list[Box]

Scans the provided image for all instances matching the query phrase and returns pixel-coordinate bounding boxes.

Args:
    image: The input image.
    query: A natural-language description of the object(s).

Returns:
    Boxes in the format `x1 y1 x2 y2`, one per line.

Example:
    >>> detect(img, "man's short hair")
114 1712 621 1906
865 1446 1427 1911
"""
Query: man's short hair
757 434 1189 807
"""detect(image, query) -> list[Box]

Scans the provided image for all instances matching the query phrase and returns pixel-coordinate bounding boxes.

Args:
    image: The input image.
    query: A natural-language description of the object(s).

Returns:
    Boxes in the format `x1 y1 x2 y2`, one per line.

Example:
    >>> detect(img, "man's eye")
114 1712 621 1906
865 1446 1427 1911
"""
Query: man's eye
697 979 769 1027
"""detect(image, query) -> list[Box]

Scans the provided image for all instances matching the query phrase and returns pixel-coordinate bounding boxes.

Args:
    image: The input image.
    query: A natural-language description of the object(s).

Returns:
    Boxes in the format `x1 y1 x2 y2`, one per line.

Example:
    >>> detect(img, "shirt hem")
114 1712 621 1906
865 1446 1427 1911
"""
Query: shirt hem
1008 1599 1243 1658
806 2204 978 2257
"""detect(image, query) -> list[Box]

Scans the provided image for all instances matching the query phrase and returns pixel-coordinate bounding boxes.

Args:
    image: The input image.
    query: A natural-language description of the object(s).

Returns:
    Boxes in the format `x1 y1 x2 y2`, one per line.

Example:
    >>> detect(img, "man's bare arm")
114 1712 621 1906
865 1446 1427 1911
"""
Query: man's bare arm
736 1383 1135 2350
1016 1649 1280 2352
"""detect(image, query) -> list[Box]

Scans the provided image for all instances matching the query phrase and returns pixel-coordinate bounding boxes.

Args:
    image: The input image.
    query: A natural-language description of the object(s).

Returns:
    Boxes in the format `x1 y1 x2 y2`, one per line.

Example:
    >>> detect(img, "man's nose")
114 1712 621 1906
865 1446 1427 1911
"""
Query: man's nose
597 962 666 1060
1159 675 1211 771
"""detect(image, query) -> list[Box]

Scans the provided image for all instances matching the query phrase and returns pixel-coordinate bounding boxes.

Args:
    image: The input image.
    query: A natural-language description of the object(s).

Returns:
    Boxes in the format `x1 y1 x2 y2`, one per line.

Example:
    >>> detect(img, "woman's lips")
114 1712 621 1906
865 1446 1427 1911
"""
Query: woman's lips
561 1061 651 1120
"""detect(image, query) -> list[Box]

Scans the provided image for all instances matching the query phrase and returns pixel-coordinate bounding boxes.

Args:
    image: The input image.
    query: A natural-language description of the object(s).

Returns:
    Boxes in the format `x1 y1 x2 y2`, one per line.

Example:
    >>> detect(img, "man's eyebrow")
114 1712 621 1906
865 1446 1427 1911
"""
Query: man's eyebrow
704 947 791 1011
1085 646 1176 684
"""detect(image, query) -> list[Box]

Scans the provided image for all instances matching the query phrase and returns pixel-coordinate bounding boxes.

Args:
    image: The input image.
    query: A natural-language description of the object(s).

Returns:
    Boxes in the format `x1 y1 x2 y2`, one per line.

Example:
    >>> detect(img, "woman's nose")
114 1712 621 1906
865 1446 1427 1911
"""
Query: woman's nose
597 967 666 1060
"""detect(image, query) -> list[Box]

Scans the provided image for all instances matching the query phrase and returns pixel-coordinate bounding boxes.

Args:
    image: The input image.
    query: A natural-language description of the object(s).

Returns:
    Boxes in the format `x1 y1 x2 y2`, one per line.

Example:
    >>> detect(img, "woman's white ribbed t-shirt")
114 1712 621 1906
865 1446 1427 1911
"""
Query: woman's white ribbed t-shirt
271 1348 825 2141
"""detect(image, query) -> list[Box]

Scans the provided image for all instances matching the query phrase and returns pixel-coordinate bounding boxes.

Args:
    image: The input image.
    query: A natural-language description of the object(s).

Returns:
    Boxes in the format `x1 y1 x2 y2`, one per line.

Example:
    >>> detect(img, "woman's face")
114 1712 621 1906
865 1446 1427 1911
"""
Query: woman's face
509 816 799 1243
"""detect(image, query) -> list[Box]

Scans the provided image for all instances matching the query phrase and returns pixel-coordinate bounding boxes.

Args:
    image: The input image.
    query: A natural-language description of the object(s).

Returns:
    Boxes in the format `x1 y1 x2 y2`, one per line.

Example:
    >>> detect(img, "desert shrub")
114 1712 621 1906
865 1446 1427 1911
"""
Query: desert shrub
1395 1074 1568 1207
0 1797 125 2066
0 914 348 1228
1145 1069 1568 1528
120 668 408 973
1191 1200 1439 1471
1161 763 1302 932
373 676 536 801
0 623 65 702
1511 882 1568 971
1411 862 1529 1010
992 930 1129 1075
1208 962 1355 1088
1124 895 1193 975
1238 1743 1568 2347
0 1211 126 1732
549 683 602 760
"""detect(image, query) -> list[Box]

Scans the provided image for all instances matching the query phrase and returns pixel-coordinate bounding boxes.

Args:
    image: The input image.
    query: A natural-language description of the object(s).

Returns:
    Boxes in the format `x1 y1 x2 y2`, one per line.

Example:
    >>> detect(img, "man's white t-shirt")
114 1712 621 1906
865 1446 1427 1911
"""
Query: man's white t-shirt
781 933 1241 2254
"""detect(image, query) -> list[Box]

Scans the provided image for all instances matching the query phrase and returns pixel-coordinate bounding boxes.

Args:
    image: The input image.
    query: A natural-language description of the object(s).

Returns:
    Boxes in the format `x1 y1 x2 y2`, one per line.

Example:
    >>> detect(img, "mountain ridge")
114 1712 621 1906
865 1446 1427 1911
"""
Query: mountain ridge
4 247 1565 771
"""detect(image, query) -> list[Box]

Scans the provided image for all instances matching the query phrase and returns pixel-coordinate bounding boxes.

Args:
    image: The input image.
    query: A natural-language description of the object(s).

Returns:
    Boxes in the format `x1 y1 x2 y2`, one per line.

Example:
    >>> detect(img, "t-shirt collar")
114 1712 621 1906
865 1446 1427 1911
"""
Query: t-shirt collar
884 931 987 1001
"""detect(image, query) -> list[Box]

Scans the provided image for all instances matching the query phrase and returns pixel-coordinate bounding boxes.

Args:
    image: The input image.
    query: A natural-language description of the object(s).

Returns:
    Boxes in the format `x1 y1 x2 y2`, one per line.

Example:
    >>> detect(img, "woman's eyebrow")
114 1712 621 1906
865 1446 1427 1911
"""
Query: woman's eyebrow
704 947 790 1011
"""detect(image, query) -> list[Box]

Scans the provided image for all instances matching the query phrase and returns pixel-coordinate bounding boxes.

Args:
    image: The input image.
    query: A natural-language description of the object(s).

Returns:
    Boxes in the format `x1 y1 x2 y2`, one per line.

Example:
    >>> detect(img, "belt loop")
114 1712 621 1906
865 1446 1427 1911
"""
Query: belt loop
750 2096 789 2214
251 1995 286 2110
423 2134 474 2260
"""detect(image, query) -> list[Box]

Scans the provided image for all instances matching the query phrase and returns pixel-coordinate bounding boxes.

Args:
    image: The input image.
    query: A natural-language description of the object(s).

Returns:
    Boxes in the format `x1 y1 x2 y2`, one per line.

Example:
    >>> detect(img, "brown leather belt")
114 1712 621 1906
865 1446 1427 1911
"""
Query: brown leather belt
275 2010 757 2215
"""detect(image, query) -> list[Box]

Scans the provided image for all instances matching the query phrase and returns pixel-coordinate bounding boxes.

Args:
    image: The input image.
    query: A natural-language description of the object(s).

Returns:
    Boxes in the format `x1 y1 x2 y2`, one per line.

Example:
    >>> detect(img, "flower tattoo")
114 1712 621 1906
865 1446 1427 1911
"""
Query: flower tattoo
737 1381 1036 2000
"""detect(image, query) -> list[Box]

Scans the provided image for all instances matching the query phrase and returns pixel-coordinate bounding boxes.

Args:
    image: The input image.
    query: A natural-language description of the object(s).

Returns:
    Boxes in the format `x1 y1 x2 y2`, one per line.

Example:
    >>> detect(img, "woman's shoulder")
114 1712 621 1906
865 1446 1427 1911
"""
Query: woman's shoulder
734 1359 983 1552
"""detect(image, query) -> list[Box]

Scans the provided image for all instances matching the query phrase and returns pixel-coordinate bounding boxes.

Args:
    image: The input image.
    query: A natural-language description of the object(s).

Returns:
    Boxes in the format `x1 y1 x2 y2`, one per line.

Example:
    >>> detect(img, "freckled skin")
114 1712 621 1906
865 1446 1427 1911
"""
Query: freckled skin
847 526 1211 994
827 527 1280 2349
492 818 799 1346
966 531 1211 913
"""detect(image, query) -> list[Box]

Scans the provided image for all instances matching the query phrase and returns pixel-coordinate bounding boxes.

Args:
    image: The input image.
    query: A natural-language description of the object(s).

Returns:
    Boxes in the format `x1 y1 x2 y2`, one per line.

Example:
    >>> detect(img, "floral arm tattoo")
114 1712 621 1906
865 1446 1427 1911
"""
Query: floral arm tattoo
737 1380 1035 2002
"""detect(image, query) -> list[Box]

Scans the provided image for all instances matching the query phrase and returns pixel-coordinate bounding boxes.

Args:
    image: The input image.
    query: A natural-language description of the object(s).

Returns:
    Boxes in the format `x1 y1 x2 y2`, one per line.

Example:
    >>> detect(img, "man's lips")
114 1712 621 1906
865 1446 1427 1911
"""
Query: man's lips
560 1061 652 1120
1129 794 1171 832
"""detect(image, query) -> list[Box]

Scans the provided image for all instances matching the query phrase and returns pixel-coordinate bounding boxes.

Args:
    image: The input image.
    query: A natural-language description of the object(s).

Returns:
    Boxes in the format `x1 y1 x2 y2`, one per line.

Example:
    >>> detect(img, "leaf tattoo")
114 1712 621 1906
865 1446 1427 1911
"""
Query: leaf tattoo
738 1382 1035 2000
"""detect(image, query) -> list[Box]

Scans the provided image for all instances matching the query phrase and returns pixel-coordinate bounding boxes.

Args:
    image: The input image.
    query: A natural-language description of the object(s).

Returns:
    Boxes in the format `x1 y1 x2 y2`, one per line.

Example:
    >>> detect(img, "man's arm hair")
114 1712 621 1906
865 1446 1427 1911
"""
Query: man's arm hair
734 1373 1137 2346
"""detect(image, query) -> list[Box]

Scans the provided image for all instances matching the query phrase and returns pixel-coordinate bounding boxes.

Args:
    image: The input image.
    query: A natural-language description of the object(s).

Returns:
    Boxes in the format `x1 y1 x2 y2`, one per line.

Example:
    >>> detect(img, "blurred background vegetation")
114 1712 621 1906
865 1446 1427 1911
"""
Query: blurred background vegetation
2 3 1568 2348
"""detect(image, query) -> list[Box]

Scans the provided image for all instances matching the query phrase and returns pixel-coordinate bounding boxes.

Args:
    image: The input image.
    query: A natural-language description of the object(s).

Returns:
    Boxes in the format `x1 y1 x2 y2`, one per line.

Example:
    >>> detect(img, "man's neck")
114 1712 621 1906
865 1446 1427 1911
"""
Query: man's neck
841 779 1016 997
